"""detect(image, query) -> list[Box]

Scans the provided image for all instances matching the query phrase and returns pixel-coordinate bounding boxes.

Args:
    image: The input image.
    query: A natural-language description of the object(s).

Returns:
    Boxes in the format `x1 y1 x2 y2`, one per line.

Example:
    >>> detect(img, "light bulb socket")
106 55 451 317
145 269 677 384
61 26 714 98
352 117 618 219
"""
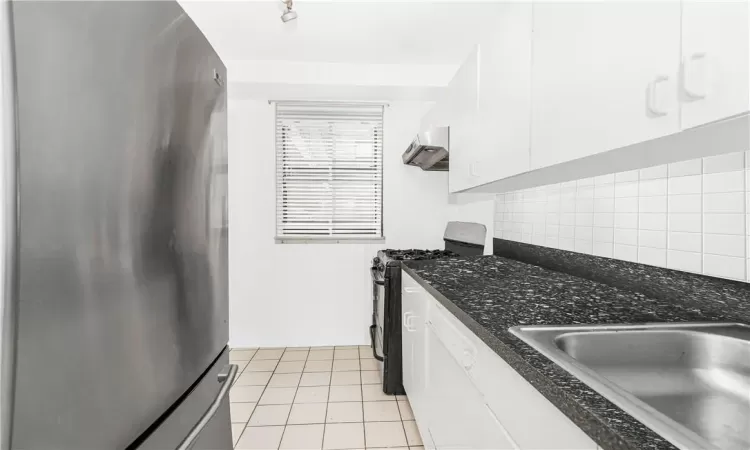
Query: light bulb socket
281 8 297 22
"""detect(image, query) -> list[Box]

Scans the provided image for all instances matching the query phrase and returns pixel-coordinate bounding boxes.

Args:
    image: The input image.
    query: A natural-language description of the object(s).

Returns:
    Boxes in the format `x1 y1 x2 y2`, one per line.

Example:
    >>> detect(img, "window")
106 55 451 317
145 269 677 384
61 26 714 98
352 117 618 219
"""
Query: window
275 102 384 241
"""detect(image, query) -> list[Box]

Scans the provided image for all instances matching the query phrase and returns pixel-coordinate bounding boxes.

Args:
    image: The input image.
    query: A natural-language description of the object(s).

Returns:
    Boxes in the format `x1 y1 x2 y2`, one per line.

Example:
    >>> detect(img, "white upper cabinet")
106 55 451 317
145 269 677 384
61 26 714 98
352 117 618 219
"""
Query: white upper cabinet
680 1 749 129
448 4 533 193
447 47 480 193
530 1 682 170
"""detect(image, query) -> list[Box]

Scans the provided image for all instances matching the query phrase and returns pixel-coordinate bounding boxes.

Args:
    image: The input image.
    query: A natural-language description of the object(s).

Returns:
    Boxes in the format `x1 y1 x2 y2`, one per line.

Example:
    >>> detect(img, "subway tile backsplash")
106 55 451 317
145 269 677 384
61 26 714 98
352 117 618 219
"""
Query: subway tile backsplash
494 151 750 282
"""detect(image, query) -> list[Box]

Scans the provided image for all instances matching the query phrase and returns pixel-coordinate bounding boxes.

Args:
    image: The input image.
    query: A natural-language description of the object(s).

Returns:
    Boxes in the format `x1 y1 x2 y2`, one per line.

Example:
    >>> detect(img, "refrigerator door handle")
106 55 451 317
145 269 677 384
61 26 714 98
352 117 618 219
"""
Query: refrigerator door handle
175 364 238 450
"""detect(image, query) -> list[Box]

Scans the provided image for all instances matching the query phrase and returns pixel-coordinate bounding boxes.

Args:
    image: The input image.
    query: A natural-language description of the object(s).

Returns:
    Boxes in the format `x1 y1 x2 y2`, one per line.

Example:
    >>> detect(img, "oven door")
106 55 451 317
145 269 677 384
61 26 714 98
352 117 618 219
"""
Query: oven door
370 266 385 363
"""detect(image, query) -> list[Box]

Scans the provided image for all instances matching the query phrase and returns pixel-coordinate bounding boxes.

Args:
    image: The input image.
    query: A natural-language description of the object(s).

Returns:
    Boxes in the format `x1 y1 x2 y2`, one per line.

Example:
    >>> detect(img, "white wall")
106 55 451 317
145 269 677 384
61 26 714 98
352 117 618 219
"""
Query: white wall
229 97 492 347
495 151 750 282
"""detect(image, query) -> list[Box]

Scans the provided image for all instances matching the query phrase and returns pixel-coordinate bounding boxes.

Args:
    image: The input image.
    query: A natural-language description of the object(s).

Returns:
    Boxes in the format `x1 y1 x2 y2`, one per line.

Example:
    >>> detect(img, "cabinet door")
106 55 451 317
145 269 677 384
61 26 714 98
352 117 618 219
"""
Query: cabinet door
681 0 749 129
531 2 681 170
475 3 532 185
401 283 416 395
447 47 480 193
426 313 516 449
401 276 429 440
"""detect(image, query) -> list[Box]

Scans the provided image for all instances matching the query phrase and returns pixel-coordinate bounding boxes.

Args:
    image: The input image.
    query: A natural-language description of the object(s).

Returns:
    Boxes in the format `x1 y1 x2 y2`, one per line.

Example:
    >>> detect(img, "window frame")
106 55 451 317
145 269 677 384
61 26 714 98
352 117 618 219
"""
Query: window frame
274 102 385 244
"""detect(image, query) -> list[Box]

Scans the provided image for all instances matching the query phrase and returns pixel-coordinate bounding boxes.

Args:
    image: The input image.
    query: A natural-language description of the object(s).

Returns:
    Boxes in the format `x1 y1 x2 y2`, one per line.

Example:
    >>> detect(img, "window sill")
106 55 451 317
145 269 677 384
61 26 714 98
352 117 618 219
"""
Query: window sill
275 236 386 245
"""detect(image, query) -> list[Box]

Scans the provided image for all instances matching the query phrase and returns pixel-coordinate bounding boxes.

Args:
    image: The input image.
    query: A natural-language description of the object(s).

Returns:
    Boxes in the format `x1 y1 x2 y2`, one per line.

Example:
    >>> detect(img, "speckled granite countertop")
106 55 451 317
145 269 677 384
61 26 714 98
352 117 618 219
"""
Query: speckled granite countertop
401 255 739 450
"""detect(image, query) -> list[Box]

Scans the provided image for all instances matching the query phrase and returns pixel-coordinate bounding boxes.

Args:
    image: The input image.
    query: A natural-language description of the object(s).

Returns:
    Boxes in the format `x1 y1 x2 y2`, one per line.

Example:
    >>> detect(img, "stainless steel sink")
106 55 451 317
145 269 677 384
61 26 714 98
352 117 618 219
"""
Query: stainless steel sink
509 323 750 450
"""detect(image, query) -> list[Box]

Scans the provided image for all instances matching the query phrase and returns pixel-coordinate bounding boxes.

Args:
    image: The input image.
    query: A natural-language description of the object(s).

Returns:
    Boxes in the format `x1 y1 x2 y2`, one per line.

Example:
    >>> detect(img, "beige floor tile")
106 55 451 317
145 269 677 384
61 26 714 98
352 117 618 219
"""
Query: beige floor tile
403 421 423 446
369 448 409 450
330 371 361 386
361 384 394 402
395 394 407 401
235 371 273 386
230 402 256 423
235 425 284 449
230 386 265 403
333 349 359 360
409 446 425 450
245 359 279 372
287 402 327 425
231 423 244 446
360 371 380 385
363 401 400 422
276 361 305 373
333 359 360 372
234 360 250 372
231 350 257 361
254 349 285 360
323 423 365 449
359 359 379 371
281 351 309 362
258 387 297 405
364 421 407 448
359 353 374 361
307 350 334 361
334 345 359 350
280 424 325 449
294 385 330 403
268 373 302 388
285 346 310 351
232 347 259 351
311 346 334 350
397 400 414 420
299 372 331 387
328 385 362 402
248 404 292 426
358 345 371 351
325 402 363 423
305 360 333 372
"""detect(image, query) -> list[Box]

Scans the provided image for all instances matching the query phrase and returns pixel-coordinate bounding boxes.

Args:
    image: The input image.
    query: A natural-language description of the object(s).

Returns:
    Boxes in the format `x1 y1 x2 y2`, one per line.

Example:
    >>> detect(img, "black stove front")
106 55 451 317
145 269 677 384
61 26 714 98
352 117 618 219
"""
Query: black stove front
369 245 480 395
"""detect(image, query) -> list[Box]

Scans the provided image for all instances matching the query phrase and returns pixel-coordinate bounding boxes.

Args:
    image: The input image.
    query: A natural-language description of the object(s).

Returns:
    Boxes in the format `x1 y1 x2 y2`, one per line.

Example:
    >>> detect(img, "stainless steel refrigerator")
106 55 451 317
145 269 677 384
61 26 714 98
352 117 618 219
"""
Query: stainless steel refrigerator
0 1 232 449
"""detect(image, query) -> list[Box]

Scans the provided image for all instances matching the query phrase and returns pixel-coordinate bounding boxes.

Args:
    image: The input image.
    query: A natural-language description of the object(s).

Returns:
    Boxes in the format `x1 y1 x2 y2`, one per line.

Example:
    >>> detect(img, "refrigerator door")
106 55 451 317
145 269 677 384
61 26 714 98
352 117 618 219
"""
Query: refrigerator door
10 1 228 449
138 348 233 450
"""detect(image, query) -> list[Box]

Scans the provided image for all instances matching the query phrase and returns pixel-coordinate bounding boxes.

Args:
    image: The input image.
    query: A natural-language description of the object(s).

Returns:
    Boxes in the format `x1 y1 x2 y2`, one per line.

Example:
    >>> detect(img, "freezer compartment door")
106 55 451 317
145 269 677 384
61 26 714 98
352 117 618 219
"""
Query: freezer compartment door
139 347 233 450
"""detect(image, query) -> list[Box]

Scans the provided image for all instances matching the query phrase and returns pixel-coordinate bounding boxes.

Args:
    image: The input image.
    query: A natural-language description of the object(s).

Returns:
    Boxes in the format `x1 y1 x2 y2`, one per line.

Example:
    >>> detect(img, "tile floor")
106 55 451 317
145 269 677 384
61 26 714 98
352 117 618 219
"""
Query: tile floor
229 346 424 450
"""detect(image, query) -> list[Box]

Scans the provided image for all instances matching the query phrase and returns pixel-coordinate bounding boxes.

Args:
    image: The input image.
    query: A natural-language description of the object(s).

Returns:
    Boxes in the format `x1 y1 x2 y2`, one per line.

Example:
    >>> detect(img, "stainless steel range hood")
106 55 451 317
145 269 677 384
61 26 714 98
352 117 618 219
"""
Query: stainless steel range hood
402 126 449 171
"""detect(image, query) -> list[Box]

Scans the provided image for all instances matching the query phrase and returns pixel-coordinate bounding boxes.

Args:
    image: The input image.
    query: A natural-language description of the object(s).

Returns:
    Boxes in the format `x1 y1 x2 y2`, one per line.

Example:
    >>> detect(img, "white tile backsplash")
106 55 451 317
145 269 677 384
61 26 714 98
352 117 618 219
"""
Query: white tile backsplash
615 170 639 182
703 171 744 193
668 175 702 195
495 151 750 283
703 152 745 174
668 159 702 177
639 164 668 181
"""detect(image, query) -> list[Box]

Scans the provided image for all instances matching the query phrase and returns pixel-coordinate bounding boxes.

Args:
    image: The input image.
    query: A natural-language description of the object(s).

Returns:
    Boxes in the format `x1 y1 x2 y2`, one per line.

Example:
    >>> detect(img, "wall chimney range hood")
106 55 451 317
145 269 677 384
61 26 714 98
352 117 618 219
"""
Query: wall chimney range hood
402 126 449 171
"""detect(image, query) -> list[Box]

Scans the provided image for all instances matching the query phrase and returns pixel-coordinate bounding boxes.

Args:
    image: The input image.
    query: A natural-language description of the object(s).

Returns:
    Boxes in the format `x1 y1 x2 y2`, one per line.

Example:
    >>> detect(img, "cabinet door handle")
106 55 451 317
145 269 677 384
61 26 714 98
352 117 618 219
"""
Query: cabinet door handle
647 75 670 117
403 312 416 332
469 161 480 178
683 52 708 100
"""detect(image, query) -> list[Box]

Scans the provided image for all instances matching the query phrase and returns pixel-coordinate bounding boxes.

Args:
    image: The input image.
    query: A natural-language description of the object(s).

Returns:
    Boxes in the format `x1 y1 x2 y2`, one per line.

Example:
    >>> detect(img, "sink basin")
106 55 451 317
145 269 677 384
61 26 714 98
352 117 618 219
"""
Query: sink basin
509 323 750 450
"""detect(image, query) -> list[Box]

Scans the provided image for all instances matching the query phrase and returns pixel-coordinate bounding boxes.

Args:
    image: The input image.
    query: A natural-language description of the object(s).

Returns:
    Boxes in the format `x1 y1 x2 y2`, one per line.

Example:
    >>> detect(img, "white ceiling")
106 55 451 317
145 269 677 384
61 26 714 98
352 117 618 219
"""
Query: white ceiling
179 1 501 65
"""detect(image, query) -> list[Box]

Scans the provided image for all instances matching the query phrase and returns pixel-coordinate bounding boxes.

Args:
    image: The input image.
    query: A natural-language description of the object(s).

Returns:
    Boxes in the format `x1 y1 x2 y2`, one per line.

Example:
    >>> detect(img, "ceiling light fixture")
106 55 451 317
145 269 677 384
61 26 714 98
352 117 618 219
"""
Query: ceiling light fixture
281 0 297 23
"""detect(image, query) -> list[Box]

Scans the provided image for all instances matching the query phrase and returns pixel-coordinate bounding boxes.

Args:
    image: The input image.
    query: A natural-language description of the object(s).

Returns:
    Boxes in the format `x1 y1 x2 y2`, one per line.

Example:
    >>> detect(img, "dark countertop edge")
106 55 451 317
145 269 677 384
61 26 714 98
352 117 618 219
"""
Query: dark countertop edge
401 263 637 450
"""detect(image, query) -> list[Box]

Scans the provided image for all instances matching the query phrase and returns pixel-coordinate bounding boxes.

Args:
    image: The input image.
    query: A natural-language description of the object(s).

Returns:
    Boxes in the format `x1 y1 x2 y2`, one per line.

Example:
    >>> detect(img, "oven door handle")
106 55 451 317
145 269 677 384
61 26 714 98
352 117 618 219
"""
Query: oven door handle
369 324 384 362
371 267 384 286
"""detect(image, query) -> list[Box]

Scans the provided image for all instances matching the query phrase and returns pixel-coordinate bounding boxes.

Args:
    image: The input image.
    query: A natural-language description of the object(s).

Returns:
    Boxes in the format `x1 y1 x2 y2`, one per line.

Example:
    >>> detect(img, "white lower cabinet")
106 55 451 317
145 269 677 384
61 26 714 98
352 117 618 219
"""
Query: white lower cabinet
426 309 517 449
402 272 598 450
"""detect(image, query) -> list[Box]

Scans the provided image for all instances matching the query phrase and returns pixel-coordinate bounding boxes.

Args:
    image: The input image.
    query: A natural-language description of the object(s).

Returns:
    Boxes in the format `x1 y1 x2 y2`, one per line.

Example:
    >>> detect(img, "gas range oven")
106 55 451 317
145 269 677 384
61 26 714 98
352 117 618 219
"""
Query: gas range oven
369 222 486 395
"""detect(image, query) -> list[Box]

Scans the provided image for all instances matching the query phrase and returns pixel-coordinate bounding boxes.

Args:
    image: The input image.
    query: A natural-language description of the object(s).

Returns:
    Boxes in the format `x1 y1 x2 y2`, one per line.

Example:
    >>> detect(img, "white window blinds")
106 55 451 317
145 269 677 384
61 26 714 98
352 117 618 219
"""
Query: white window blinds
275 102 384 240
